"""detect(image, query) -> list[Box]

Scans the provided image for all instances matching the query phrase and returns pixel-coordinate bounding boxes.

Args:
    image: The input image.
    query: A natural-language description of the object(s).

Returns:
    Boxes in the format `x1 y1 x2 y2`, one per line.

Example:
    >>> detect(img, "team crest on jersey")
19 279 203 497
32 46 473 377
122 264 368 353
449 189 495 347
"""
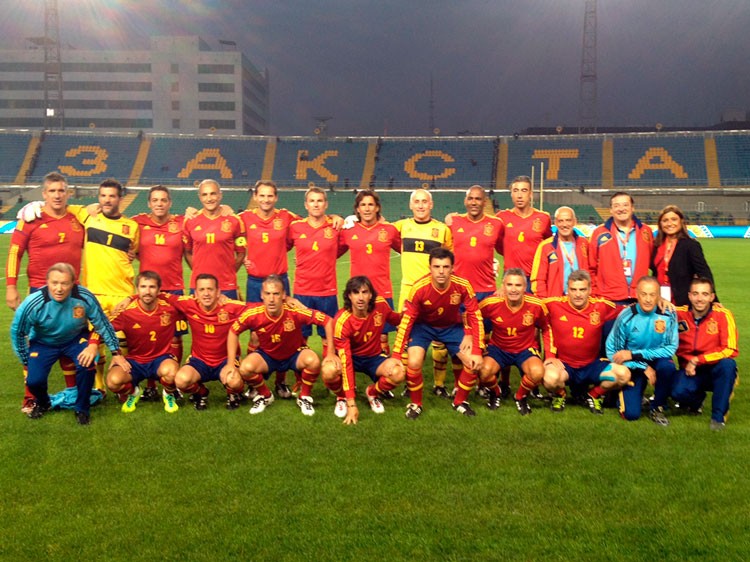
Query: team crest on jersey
72 306 85 319
532 218 543 233
221 220 232 233
168 222 179 233
641 229 650 242
71 220 82 232
450 292 461 305
378 229 389 243
589 310 601 325
218 310 229 323
483 223 494 236
274 218 284 230
374 312 383 326
284 318 296 332
160 313 172 326
654 319 666 334
431 228 439 238
324 227 334 239
522 310 535 326
706 319 719 335
122 224 130 235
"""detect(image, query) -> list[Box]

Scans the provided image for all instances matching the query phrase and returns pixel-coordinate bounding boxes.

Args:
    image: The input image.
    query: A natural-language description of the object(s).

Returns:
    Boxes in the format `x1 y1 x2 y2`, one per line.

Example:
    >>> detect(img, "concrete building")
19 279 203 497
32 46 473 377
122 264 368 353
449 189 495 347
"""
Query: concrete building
0 36 269 135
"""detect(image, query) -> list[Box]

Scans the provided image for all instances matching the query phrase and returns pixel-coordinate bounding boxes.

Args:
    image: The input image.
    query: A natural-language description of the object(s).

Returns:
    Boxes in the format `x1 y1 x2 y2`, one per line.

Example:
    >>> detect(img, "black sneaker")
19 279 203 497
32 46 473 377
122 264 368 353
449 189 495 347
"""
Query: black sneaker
529 387 545 400
432 385 450 399
141 386 159 402
170 389 184 404
275 383 293 400
486 390 501 411
27 403 50 419
404 403 423 420
75 411 90 425
476 386 490 400
649 406 670 427
453 401 476 417
515 397 532 416
585 393 604 415
499 384 512 400
226 393 242 410
379 390 395 400
191 393 209 411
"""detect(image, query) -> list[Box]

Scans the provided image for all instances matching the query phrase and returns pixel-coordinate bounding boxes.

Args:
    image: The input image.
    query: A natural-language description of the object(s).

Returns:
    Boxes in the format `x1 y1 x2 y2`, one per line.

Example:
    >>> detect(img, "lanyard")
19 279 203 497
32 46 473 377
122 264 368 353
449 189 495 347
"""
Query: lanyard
615 226 632 260
559 240 578 269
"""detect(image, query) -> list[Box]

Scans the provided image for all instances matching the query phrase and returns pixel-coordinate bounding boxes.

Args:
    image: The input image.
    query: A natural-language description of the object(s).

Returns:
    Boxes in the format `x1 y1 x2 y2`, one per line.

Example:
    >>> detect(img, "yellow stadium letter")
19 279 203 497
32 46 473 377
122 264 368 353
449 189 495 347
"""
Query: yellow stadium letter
178 148 234 179
403 150 456 181
58 145 109 177
532 149 580 180
295 150 339 182
628 147 688 179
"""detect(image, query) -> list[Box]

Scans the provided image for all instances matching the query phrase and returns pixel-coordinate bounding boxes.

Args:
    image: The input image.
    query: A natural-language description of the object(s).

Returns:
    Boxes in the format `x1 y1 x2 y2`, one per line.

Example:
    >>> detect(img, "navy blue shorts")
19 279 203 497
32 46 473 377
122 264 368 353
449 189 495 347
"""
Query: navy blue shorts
254 348 304 380
128 353 177 385
353 353 389 382
295 294 338 338
407 323 465 356
486 345 541 369
245 273 291 304
186 356 230 382
563 360 613 386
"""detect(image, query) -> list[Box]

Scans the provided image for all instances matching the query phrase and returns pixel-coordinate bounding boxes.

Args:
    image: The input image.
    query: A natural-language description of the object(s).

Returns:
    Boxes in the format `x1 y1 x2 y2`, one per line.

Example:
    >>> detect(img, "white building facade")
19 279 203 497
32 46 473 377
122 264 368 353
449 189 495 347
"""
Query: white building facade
0 36 269 135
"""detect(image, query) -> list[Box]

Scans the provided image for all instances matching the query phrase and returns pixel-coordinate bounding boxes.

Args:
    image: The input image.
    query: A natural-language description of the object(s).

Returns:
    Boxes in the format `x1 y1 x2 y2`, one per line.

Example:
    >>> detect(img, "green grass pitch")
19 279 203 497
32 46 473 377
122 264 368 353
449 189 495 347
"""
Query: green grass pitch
1 236 749 561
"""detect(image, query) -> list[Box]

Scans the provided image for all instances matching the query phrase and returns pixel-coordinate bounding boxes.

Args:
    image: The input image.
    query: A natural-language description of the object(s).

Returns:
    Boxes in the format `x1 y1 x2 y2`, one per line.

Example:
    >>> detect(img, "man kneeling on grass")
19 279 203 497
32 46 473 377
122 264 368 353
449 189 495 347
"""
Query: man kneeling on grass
392 248 484 420
226 274 341 417
323 275 405 425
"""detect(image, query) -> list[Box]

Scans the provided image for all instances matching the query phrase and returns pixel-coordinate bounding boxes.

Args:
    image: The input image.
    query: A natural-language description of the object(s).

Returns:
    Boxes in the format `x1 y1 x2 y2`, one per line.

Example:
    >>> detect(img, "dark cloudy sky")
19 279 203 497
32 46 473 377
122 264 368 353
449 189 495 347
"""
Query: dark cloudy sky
2 0 748 136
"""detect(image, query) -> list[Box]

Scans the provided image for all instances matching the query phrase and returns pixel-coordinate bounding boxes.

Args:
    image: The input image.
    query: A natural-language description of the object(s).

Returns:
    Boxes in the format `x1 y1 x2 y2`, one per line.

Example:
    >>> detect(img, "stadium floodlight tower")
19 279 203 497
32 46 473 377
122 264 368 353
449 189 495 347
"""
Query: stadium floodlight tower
43 0 65 130
578 0 597 134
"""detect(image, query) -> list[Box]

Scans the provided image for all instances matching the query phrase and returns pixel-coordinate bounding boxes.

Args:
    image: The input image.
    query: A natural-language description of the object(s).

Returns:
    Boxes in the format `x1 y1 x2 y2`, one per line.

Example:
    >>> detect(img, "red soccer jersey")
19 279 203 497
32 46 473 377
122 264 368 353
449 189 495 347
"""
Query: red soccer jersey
543 297 618 368
109 297 178 362
334 297 402 399
163 293 247 366
676 305 739 367
339 222 401 298
393 274 483 356
183 212 246 291
6 211 84 288
134 214 186 291
288 217 341 296
239 208 298 278
232 304 331 360
479 294 549 353
496 208 552 276
450 213 504 293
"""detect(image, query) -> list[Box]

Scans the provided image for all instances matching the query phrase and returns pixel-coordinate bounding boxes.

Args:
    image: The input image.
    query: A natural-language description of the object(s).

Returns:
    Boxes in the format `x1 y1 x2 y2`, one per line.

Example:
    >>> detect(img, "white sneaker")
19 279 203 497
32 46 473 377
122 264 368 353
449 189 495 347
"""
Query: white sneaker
334 399 348 418
297 396 315 416
249 393 275 415
366 389 385 414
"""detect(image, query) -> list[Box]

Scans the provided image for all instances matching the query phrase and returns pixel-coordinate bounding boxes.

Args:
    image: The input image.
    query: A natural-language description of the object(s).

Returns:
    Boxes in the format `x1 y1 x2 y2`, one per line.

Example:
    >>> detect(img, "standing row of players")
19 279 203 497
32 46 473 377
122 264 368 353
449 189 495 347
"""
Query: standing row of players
7 173 738 428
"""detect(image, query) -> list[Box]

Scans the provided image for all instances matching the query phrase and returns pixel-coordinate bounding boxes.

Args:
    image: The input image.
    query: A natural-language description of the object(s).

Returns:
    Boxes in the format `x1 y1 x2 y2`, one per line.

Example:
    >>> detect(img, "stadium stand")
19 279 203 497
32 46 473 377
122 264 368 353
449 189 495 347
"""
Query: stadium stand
714 133 750 187
505 137 602 188
373 138 496 189
28 132 141 185
0 131 35 184
612 134 707 187
272 138 371 189
139 135 267 187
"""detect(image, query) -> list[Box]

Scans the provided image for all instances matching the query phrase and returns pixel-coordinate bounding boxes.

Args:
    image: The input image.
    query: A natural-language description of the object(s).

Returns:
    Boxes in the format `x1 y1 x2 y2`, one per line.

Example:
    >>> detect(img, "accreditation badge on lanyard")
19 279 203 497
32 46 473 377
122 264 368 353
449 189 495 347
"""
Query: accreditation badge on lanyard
616 227 633 278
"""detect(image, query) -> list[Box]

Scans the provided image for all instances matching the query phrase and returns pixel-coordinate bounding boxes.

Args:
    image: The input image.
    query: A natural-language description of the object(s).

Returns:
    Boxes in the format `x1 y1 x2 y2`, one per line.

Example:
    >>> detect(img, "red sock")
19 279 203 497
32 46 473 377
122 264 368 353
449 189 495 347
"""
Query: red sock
589 385 606 399
453 369 478 405
515 374 536 400
406 366 423 405
185 383 208 396
324 374 344 398
299 368 319 398
160 377 176 394
243 373 271 398
118 382 134 401
375 376 396 395
275 371 287 387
